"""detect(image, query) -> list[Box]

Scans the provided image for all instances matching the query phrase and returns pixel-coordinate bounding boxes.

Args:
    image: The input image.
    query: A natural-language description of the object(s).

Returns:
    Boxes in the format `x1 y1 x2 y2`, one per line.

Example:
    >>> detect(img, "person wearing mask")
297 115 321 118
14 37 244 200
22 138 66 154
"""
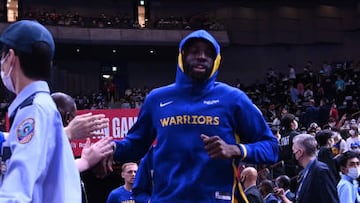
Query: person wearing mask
275 134 339 203
100 29 279 202
337 151 360 203
279 113 299 179
240 166 263 203
315 129 339 181
293 134 339 203
331 127 346 156
0 20 80 202
106 162 138 203
345 124 360 152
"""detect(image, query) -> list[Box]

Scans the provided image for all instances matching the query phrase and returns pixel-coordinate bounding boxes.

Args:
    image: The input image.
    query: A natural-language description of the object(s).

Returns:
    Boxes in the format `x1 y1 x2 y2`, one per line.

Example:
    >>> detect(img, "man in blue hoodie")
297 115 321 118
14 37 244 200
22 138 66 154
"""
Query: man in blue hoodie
106 30 278 203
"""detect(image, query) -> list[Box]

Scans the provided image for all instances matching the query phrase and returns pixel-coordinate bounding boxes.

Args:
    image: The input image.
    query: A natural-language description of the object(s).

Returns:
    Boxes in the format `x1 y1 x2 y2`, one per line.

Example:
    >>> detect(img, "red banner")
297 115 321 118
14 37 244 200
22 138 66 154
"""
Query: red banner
70 108 140 157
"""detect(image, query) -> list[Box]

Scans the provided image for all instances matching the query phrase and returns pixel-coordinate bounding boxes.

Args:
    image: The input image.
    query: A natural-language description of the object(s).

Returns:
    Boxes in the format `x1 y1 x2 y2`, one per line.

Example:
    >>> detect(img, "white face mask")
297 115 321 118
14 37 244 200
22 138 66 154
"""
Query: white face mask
347 167 360 179
329 122 336 127
0 56 15 93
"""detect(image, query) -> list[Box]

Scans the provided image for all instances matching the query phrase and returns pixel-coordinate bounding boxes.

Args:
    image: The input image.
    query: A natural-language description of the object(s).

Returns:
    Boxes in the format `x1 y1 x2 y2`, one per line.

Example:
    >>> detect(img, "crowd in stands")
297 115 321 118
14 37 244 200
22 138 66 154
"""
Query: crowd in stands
22 9 137 29
153 15 224 30
20 8 225 30
232 59 360 202
72 85 150 110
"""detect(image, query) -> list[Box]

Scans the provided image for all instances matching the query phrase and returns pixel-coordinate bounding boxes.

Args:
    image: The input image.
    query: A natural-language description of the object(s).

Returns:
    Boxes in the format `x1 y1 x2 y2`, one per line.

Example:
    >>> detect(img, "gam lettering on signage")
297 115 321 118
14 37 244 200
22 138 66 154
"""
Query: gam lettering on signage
92 116 138 139
69 109 140 157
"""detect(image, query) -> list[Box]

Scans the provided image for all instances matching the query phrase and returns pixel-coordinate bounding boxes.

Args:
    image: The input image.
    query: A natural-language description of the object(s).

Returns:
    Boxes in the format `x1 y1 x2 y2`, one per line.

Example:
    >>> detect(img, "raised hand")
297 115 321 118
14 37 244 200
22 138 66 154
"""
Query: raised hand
76 137 114 172
65 113 109 140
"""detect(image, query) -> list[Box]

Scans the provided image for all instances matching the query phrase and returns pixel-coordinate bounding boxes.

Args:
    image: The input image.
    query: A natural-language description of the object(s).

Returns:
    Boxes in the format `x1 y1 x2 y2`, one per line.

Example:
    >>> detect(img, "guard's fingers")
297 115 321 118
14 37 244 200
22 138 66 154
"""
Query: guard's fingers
97 137 112 145
90 114 106 122
96 117 109 124
77 112 92 119
102 149 114 157
84 138 91 148
89 131 105 137
94 122 109 130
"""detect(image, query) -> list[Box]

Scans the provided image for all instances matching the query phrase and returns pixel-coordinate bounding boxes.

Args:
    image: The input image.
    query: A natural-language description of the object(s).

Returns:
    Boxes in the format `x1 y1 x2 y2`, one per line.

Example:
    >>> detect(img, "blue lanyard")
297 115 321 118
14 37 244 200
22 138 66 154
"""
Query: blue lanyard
296 159 315 199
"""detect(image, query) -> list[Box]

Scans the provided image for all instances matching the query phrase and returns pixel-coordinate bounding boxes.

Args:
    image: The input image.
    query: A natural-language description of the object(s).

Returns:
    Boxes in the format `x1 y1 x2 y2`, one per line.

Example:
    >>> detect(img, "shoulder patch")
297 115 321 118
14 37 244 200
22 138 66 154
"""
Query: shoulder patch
16 118 35 144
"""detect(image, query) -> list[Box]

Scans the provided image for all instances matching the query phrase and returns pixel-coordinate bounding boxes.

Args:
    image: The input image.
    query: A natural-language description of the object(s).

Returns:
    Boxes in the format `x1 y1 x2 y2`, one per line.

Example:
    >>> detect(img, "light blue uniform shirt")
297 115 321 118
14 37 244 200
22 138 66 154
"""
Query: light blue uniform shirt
337 174 360 203
0 81 81 203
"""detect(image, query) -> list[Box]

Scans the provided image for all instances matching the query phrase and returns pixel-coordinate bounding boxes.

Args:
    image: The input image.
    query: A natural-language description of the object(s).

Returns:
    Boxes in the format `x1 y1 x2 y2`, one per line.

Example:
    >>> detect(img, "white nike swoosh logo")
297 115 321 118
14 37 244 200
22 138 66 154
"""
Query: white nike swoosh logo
160 101 173 107
203 100 219 105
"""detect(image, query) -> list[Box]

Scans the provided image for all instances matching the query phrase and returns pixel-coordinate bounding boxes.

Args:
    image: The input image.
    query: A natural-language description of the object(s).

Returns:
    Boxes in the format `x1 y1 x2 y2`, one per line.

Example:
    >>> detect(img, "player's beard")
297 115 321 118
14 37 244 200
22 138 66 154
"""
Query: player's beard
183 62 213 82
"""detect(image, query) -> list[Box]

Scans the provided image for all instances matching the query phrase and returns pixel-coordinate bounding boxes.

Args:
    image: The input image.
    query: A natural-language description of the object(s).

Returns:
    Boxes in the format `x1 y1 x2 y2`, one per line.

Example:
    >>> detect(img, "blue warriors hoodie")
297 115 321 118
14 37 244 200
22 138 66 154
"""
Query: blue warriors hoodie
114 30 279 203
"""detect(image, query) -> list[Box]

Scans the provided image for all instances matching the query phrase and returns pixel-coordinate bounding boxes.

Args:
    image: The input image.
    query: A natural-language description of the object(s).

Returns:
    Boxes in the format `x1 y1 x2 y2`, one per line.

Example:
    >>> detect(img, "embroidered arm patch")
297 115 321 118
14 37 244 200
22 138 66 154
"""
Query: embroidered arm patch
16 118 35 144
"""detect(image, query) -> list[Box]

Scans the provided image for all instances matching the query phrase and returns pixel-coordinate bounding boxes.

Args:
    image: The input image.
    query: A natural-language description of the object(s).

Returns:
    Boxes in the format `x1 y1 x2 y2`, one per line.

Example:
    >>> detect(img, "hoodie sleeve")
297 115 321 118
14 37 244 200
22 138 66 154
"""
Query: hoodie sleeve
113 94 157 163
233 91 279 164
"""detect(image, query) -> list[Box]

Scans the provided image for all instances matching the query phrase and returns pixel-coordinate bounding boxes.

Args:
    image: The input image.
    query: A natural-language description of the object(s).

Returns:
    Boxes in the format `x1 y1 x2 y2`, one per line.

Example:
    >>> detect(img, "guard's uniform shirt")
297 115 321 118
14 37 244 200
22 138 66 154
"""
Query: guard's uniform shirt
0 81 81 203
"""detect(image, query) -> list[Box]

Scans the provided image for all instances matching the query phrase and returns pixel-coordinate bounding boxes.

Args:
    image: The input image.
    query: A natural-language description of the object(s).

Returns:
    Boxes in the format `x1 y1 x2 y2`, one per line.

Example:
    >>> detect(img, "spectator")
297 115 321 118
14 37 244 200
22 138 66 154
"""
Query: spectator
292 134 339 203
345 124 360 152
259 179 279 203
288 65 296 80
315 129 339 181
279 113 299 179
329 103 339 121
275 175 295 202
337 151 360 203
240 166 263 203
331 127 346 156
318 98 331 128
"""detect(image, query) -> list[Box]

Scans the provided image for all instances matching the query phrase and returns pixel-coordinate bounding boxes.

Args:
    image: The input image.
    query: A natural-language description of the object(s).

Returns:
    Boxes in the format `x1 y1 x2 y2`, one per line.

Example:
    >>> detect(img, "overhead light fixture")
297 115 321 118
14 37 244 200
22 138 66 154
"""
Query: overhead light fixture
102 74 110 79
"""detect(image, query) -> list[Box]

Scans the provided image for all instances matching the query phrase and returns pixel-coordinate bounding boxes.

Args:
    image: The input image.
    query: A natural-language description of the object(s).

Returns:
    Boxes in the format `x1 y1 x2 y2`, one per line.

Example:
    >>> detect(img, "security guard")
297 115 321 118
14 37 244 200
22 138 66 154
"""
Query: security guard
0 20 81 202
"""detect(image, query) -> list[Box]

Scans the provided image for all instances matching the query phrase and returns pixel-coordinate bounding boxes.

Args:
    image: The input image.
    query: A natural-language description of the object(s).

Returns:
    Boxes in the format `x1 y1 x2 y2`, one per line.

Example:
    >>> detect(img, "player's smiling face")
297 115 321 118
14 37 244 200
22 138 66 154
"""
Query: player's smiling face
182 38 216 82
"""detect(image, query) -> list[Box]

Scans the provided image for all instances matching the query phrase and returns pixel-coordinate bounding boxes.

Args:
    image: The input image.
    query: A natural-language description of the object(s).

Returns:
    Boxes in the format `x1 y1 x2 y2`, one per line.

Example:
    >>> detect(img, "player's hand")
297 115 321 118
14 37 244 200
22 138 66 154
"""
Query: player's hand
201 134 241 159
65 113 109 140
78 137 114 171
92 150 114 179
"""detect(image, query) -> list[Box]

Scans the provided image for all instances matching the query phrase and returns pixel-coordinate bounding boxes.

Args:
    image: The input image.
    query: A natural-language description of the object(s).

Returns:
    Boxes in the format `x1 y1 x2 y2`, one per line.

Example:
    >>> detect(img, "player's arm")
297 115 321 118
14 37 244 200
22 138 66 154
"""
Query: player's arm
233 92 279 164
